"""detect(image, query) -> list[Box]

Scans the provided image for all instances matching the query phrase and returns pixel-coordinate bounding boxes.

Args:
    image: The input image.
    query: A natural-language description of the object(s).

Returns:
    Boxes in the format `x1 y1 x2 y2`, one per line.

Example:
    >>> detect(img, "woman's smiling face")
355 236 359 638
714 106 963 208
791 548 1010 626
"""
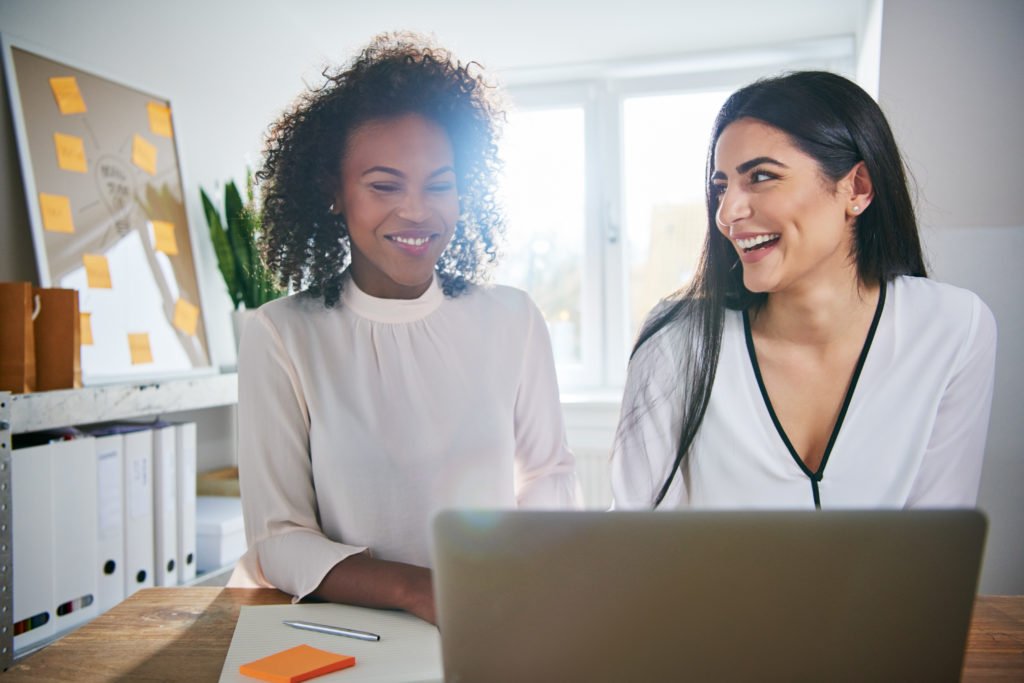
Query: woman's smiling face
711 117 862 296
333 113 459 299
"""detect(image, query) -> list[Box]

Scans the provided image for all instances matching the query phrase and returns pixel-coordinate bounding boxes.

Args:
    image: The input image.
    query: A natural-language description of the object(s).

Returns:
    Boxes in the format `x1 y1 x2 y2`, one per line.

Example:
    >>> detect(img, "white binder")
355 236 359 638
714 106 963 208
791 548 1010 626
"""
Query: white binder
12 442 55 653
175 422 198 584
122 428 155 597
51 436 99 635
94 434 125 612
152 424 178 586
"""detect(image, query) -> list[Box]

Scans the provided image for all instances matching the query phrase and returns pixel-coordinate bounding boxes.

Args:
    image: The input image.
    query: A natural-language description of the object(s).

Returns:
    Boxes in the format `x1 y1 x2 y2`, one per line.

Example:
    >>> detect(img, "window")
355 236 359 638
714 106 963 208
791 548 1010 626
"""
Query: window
496 38 855 392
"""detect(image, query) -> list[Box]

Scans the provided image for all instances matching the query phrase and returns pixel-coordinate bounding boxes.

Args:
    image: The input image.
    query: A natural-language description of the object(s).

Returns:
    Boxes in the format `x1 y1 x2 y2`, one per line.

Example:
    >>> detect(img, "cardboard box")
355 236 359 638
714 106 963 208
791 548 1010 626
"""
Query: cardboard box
196 466 240 497
196 496 246 573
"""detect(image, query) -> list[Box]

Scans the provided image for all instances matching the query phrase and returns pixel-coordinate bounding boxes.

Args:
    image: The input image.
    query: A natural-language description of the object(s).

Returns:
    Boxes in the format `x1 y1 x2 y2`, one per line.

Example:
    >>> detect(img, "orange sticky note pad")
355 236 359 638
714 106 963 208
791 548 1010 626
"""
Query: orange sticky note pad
39 192 75 233
127 333 153 365
82 253 112 289
152 220 179 255
49 76 87 114
54 132 88 173
80 312 94 345
132 134 157 175
147 101 173 137
239 644 355 683
172 298 199 336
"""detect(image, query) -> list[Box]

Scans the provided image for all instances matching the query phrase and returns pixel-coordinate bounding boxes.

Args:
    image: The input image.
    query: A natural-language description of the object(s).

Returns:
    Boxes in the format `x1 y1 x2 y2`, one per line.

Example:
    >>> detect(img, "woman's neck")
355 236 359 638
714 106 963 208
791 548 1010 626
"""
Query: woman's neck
752 272 881 348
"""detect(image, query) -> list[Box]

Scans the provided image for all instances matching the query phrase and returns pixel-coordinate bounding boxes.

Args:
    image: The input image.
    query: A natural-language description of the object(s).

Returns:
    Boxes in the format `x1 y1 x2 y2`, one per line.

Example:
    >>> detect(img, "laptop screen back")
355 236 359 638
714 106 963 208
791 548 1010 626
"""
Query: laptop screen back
432 509 986 683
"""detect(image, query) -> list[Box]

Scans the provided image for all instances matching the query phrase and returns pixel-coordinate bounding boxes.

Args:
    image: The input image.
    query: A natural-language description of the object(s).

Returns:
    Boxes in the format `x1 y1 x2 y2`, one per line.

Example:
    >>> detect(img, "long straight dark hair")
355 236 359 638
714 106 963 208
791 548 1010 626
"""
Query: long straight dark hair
633 71 927 508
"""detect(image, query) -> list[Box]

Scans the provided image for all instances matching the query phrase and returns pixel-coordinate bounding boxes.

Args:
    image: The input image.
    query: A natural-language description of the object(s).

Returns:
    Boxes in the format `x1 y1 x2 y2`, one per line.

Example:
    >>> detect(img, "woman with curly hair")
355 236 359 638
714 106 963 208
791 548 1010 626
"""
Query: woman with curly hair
231 33 580 623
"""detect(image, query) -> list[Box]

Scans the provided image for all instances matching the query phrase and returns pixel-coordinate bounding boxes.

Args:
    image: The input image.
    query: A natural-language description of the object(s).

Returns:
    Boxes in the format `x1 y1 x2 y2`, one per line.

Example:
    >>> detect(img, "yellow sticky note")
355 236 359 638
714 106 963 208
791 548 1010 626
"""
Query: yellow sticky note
172 298 199 337
132 134 157 175
39 192 75 233
80 312 94 345
147 101 173 138
82 253 113 289
54 132 88 173
151 220 179 255
49 76 87 115
128 333 153 365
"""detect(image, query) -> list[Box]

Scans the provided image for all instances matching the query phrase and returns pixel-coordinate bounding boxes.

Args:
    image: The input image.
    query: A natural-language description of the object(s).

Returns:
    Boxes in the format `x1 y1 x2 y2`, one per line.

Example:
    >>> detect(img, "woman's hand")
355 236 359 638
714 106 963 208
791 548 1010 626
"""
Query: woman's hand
310 551 437 625
397 566 436 624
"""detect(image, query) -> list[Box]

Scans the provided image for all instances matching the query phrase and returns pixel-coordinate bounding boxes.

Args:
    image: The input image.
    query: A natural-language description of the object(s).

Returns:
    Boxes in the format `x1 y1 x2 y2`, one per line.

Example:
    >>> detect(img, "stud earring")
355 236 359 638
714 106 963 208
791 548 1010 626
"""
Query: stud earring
329 202 335 213
852 205 860 214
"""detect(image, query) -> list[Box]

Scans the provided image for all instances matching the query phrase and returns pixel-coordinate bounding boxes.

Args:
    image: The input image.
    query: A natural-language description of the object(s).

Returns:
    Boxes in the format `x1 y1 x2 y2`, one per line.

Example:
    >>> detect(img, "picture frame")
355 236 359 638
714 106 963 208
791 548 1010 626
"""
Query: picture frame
2 34 214 385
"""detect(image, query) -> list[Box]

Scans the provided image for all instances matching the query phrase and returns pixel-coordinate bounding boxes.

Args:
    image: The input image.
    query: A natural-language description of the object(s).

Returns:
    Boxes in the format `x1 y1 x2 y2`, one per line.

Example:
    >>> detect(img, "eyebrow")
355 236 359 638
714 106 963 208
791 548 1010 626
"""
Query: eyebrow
711 156 789 181
360 165 456 179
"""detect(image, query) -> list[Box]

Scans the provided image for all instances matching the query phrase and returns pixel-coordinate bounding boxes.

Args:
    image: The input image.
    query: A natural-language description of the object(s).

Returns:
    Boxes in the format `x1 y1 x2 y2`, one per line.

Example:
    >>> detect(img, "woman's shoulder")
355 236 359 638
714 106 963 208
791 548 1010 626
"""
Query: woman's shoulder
892 275 996 347
254 290 327 323
631 296 710 364
893 275 993 321
451 282 540 320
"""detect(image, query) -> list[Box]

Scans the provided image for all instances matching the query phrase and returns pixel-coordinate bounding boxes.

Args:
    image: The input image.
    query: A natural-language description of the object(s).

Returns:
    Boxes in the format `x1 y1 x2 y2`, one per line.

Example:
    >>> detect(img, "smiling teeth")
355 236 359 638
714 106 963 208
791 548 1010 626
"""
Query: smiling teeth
736 234 780 250
391 235 430 246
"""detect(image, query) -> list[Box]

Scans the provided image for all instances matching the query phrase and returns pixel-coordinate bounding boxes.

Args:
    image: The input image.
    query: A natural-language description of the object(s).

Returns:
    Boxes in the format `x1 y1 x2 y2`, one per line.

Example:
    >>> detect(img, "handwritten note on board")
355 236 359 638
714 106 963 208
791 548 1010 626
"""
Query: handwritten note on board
147 102 173 138
54 132 88 173
80 312 94 345
128 333 153 364
172 298 199 337
131 134 157 175
151 220 179 255
82 253 112 289
48 76 87 114
39 192 75 233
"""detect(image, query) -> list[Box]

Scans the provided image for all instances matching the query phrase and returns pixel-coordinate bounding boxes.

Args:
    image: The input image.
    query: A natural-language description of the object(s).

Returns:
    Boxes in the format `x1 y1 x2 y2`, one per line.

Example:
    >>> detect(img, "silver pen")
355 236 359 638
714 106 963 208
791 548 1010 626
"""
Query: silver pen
282 619 381 642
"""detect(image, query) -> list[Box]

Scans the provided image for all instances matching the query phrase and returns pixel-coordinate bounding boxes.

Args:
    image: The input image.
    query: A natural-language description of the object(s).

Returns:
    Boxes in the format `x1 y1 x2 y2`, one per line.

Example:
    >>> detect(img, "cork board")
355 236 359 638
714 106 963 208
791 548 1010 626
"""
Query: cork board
2 35 212 384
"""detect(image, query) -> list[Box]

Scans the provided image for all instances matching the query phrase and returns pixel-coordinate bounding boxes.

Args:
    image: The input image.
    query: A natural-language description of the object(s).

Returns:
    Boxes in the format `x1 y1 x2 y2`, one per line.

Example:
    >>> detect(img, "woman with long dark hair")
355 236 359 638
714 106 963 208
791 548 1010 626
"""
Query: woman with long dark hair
611 71 996 510
231 33 579 623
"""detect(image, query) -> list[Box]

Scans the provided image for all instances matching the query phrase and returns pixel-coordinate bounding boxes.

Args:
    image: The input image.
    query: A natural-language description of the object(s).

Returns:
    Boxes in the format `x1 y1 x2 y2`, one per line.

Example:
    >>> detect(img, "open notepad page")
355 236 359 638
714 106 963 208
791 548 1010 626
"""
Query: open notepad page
219 603 443 683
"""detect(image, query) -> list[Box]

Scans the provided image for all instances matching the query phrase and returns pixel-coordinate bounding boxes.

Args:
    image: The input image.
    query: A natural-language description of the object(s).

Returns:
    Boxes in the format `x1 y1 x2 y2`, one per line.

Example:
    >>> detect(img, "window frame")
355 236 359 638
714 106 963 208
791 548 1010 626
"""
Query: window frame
500 37 856 394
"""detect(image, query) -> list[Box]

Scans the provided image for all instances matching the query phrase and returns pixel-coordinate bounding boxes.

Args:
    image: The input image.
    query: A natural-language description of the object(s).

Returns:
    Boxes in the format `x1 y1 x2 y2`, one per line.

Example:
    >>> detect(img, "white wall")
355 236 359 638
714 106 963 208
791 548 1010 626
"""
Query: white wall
877 0 1024 594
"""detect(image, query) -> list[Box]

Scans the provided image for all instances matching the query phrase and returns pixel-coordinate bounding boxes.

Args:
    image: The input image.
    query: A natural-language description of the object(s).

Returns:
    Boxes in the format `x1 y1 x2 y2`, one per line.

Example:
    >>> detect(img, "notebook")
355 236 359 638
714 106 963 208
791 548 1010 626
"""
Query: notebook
218 602 441 682
431 509 987 683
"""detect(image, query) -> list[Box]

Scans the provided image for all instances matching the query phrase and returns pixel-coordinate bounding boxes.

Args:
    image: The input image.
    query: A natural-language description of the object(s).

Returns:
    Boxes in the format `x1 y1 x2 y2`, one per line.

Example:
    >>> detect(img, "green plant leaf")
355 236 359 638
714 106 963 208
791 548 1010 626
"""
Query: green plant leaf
202 171 284 310
200 187 241 308
224 182 253 306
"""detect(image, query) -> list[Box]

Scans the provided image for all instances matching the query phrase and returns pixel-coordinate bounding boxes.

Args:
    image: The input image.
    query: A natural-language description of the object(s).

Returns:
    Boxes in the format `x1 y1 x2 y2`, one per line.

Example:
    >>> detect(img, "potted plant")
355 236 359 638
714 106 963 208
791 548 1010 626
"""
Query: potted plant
200 170 283 348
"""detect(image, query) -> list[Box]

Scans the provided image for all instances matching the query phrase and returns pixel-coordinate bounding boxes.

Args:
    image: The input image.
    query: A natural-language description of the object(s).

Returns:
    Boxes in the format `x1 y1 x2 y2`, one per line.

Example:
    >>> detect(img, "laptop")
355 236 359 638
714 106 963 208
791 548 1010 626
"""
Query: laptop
431 509 986 683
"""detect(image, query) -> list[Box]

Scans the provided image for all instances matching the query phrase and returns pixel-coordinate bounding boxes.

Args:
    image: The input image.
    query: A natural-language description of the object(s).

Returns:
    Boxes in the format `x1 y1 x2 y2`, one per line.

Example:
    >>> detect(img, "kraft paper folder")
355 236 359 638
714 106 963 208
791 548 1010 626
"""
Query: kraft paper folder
152 424 178 586
219 603 442 682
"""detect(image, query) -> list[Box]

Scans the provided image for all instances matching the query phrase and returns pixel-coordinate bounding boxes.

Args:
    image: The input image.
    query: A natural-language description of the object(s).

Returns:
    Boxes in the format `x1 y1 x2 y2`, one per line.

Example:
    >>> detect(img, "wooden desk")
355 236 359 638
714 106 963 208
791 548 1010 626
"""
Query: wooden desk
4 589 1022 681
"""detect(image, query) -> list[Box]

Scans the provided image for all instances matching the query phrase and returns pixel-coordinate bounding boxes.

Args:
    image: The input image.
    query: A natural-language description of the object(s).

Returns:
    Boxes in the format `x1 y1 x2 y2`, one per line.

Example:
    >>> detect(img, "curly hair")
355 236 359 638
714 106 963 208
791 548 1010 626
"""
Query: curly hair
257 32 505 307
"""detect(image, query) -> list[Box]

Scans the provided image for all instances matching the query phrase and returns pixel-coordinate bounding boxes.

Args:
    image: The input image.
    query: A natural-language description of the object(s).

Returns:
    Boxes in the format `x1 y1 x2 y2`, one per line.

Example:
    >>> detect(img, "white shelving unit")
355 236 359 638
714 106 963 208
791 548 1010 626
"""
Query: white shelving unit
0 372 238 668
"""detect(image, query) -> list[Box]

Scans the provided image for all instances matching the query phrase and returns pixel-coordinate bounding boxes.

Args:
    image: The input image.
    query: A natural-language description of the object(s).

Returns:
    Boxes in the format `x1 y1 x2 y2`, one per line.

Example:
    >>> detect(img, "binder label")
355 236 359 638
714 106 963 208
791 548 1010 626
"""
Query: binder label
129 454 151 518
97 450 123 533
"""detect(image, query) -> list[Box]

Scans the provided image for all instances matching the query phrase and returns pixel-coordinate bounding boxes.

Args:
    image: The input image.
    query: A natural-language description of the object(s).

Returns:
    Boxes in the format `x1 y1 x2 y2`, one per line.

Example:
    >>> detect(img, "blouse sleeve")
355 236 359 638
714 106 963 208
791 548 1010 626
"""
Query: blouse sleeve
234 309 366 599
610 325 687 510
906 297 998 507
511 300 582 509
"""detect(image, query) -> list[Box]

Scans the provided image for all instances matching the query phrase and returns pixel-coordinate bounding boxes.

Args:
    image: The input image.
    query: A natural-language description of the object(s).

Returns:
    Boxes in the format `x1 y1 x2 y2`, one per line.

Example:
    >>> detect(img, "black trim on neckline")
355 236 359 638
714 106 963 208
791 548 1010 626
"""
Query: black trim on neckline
743 281 887 509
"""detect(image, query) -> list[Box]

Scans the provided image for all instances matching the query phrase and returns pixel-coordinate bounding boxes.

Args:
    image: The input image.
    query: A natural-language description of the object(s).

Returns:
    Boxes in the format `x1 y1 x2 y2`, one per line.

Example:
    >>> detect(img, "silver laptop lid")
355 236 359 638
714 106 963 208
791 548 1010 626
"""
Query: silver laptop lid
432 509 986 683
